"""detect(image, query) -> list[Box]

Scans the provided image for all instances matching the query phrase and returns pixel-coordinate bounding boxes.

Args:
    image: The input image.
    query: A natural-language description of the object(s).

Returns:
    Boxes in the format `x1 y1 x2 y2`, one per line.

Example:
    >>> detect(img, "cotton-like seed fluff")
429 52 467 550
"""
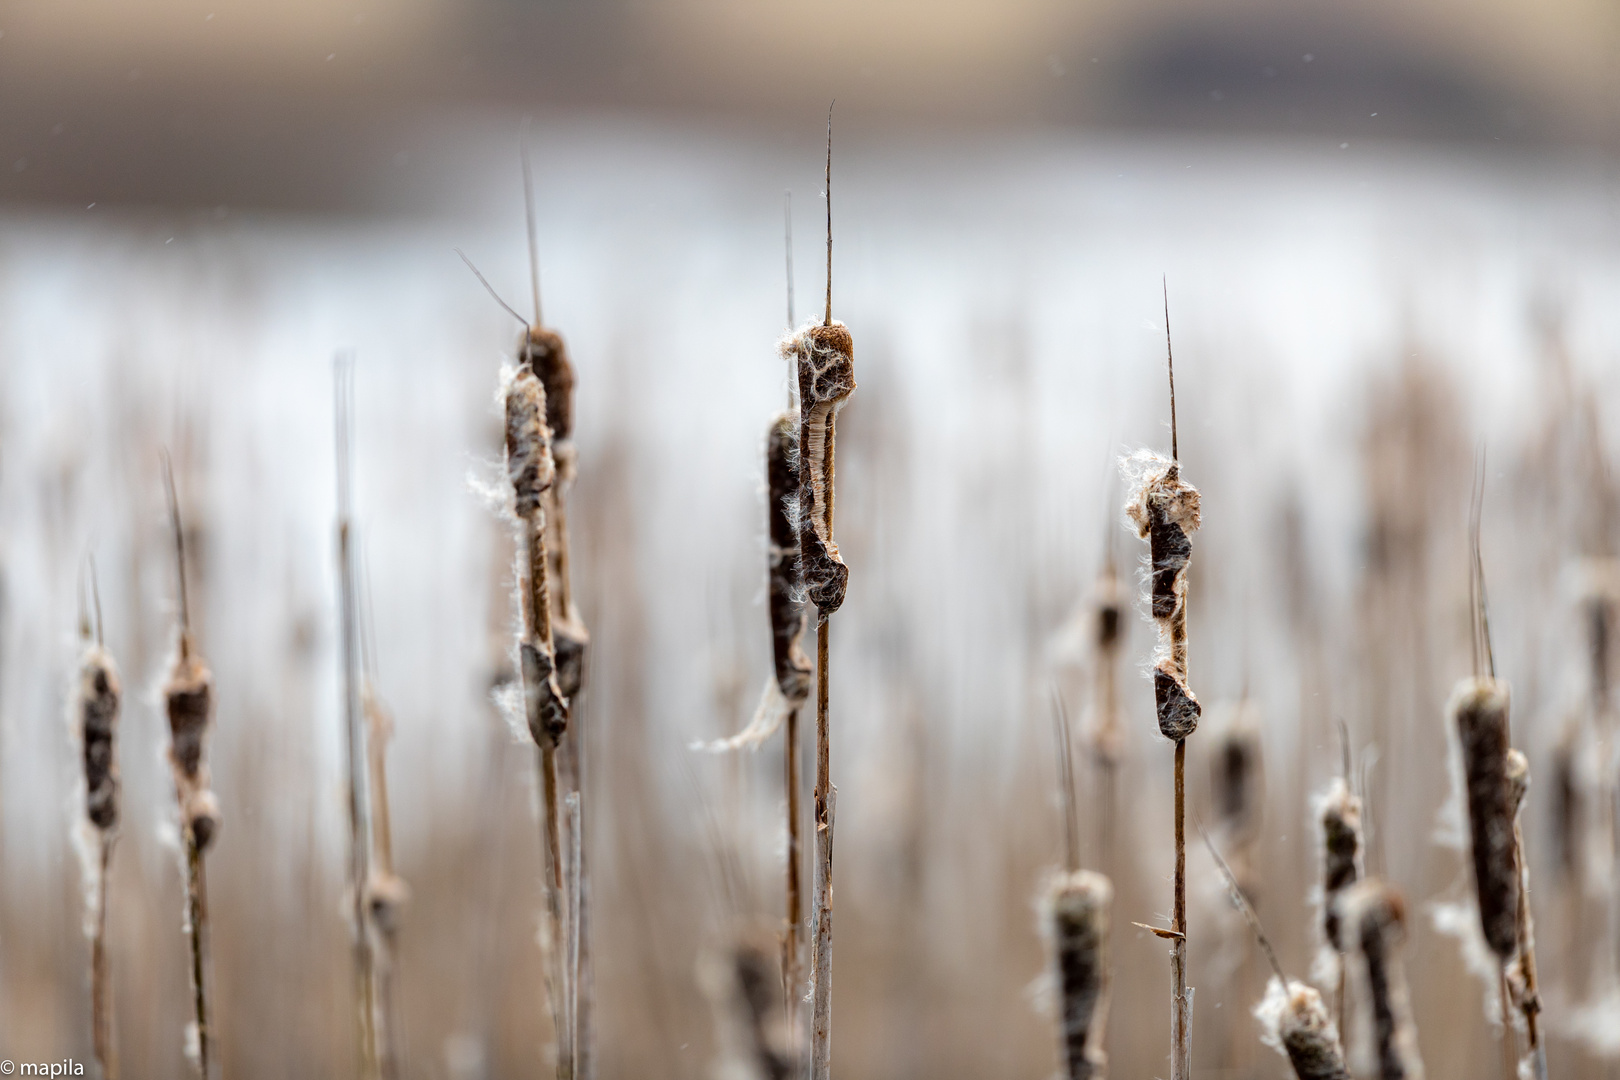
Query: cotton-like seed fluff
768 412 813 703
784 323 855 615
1319 778 1362 951
1045 870 1112 1080
78 646 122 831
1255 978 1351 1080
1451 677 1519 959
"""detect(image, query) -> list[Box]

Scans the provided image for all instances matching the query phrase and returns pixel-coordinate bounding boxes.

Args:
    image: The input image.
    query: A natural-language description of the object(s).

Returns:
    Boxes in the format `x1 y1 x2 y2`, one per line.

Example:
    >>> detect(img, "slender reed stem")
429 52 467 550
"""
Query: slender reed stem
1172 739 1190 1080
92 837 117 1080
811 620 835 1080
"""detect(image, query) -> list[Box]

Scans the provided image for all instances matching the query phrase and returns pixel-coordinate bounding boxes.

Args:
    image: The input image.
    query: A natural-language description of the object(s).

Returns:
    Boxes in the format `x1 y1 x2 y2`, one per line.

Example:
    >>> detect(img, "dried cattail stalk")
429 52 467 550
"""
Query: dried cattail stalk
505 340 573 1079
768 409 811 1018
1316 777 1362 1032
1504 750 1547 1080
74 600 122 1080
162 458 219 1080
702 927 804 1080
1042 871 1113 1080
1343 880 1424 1080
521 324 590 701
789 109 854 1080
1450 677 1519 960
1255 978 1352 1080
1122 307 1202 1080
1124 451 1203 742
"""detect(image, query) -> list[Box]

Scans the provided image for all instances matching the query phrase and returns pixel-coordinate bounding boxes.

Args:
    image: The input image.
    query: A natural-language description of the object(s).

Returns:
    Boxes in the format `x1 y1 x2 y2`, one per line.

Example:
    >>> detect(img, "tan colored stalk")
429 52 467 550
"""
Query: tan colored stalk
1124 288 1201 1080
506 338 573 1080
75 567 121 1080
334 360 380 1080
521 147 593 1070
785 106 855 1080
162 457 221 1080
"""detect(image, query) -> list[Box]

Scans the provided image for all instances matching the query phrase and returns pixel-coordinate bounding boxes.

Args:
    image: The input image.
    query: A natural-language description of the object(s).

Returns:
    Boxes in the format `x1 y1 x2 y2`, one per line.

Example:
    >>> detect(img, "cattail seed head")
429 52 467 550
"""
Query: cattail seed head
1214 719 1262 842
1124 451 1202 740
1124 454 1201 622
1317 778 1362 951
1450 676 1519 959
767 412 812 705
783 322 855 615
77 646 122 832
504 367 555 519
1344 879 1424 1080
519 326 575 447
702 926 802 1080
1042 870 1112 1080
1255 977 1351 1080
165 651 214 787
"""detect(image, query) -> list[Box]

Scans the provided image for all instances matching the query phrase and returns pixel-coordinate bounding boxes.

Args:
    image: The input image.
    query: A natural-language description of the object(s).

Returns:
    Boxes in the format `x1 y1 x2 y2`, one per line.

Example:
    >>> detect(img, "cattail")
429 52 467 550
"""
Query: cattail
1123 451 1202 742
1343 880 1424 1080
1042 871 1113 1080
782 108 855 1080
1122 286 1201 1080
769 408 812 1018
505 354 574 1078
162 458 219 1079
1450 677 1519 960
702 927 803 1080
1316 776 1362 1033
74 577 122 1080
1255 978 1351 1080
520 324 590 701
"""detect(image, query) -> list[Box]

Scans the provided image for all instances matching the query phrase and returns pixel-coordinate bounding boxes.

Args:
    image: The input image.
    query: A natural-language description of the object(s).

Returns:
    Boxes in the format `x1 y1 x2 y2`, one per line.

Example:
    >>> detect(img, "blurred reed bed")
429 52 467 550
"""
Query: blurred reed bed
0 124 1616 1078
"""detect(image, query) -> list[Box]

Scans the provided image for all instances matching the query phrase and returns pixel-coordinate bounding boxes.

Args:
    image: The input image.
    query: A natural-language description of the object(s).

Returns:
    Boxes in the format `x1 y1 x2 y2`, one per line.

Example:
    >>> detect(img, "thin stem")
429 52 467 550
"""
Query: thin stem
161 452 192 659
1163 278 1177 463
823 103 834 328
811 619 835 1080
784 191 795 330
1498 972 1516 1080
1171 739 1190 1080
186 834 211 1080
522 127 543 328
92 836 117 1080
457 249 529 329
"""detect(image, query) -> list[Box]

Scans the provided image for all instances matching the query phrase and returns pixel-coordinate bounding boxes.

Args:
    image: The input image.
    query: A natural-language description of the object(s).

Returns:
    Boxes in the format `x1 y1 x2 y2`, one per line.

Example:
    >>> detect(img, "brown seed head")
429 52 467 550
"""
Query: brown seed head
78 646 122 832
785 321 856 615
1318 778 1362 951
504 368 554 519
1124 455 1201 621
1044 870 1112 1080
519 325 575 444
1451 676 1519 958
165 654 214 785
1256 978 1351 1080
767 412 812 703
